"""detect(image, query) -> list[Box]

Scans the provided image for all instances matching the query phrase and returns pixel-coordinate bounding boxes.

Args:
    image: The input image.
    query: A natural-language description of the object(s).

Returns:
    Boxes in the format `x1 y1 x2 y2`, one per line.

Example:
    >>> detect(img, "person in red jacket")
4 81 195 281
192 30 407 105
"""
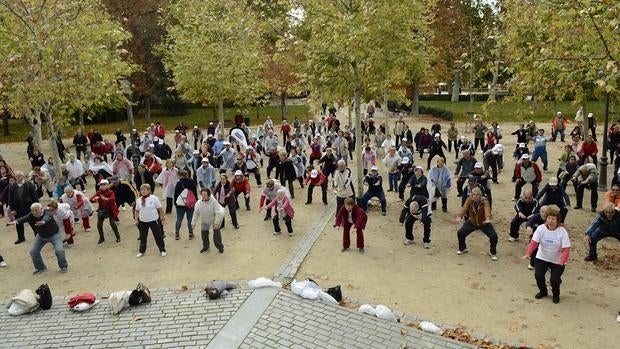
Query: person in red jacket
304 168 327 205
514 154 542 199
577 135 598 166
334 197 368 253
154 122 166 139
90 179 120 244
231 170 251 210
280 120 292 144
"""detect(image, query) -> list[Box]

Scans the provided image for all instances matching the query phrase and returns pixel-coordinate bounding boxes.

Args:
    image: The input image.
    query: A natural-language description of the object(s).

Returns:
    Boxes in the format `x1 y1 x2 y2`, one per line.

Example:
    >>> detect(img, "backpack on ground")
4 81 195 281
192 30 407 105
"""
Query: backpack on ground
326 285 342 302
36 284 52 310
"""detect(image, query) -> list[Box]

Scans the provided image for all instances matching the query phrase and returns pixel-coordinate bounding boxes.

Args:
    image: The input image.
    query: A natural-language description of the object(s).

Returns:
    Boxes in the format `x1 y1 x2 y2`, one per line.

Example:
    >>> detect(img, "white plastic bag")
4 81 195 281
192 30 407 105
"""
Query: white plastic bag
109 291 131 315
7 289 40 316
299 288 320 300
248 277 282 289
375 305 397 322
318 291 338 304
420 321 443 335
71 300 99 312
358 304 376 316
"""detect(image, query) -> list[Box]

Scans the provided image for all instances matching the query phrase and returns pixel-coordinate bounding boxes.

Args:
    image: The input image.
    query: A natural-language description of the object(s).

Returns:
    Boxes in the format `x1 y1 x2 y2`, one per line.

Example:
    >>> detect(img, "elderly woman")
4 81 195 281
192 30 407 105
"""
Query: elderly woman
523 205 571 303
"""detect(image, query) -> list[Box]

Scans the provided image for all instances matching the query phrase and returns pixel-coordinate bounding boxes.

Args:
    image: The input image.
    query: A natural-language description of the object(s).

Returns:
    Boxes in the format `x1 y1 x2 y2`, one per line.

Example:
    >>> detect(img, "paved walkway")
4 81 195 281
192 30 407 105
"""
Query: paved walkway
0 286 475 349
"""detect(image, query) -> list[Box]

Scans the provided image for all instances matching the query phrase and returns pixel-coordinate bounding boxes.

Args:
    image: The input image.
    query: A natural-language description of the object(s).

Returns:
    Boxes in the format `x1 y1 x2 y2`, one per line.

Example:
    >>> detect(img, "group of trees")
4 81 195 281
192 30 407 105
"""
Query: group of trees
0 0 618 173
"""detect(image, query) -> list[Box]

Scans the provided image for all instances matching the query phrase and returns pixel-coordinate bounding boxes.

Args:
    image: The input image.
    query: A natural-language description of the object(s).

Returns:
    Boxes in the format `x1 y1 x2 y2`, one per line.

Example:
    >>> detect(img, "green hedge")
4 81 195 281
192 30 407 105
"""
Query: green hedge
419 105 454 121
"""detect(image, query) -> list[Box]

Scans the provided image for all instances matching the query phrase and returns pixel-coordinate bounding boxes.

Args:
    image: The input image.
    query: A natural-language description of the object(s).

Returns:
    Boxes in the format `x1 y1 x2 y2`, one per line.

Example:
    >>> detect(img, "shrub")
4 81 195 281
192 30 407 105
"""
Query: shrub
419 105 454 121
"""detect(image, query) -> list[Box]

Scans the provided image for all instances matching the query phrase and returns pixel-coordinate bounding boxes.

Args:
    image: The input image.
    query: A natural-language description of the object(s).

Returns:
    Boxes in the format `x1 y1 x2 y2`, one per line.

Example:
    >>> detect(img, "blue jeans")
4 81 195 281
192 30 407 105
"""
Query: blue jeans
358 191 386 212
175 206 195 235
30 233 68 271
388 173 400 191
531 147 548 170
552 129 565 141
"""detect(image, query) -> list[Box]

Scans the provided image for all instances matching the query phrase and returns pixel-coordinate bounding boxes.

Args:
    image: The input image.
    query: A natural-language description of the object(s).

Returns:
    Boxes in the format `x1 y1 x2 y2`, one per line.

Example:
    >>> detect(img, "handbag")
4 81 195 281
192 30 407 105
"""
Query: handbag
176 186 197 208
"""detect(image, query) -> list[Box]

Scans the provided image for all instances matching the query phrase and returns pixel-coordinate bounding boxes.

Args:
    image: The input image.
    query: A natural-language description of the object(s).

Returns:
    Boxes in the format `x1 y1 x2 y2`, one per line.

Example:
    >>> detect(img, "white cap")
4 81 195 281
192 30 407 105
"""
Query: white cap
193 150 199 154
144 131 149 134
234 170 243 176
474 162 483 169
402 138 407 141
521 154 530 160
519 142 525 147
153 137 159 141
99 179 109 185
434 133 440 138
223 141 231 145
194 125 198 129
556 111 562 115
175 130 180 133
588 112 593 118
415 166 423 171
370 165 378 171
401 157 410 164
208 134 213 138
310 169 318 178
549 177 558 185
132 128 137 132
158 139 163 145
201 158 209 163
460 136 466 140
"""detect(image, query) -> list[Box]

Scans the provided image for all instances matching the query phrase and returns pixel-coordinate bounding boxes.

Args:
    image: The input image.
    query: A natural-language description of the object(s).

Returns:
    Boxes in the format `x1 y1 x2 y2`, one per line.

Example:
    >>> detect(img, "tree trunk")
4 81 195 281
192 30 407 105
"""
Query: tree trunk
2 111 9 136
78 109 84 127
145 95 151 123
451 72 461 102
218 99 225 138
26 110 43 149
489 61 499 102
127 102 135 130
348 98 353 127
42 106 62 168
280 92 288 121
352 64 363 196
383 90 389 132
411 81 420 117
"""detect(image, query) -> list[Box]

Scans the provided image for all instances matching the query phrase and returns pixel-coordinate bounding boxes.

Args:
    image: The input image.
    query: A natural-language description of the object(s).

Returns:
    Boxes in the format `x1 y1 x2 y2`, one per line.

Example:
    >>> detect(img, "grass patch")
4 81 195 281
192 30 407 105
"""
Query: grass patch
420 100 609 123
0 105 310 143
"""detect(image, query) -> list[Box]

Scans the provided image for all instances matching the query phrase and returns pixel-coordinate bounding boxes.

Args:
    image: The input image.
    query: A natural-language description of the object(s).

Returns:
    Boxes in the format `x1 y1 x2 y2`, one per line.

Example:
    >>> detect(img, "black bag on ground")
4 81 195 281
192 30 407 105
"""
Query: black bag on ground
128 283 151 306
326 285 342 302
36 284 53 310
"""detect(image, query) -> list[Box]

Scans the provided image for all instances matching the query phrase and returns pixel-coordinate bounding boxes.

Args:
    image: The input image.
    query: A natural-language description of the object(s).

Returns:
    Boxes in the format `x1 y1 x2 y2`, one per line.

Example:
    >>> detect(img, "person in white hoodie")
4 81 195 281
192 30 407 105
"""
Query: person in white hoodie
192 188 225 254
64 154 85 191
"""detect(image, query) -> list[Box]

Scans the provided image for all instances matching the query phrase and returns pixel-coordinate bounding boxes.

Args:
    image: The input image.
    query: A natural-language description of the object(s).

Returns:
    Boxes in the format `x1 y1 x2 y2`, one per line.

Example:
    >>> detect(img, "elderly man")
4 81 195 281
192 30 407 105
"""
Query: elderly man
514 154 542 200
456 188 499 261
196 158 217 191
218 141 237 174
333 160 355 215
8 203 68 274
584 203 620 261
455 150 477 197
7 171 39 244
536 177 570 223
358 166 386 215
400 195 432 248
509 189 539 242
571 163 599 211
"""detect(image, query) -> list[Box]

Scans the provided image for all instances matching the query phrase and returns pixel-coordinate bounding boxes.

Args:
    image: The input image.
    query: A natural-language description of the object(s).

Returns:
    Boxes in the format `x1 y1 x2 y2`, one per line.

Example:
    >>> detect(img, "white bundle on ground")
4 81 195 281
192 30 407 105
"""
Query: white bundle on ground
248 277 282 289
108 291 131 315
7 289 40 316
375 305 398 322
420 321 443 335
318 291 338 304
291 279 338 304
71 300 99 312
358 304 377 316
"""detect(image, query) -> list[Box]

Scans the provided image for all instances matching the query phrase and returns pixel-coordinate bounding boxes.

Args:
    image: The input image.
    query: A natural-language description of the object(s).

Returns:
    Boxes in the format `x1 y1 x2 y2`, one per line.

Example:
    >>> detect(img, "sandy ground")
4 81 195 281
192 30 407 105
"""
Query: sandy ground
0 117 618 348
299 120 620 348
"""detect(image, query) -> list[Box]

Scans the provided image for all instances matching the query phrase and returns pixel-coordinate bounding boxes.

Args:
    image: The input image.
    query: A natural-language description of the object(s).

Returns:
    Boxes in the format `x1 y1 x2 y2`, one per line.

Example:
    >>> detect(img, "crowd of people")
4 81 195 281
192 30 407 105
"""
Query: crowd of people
0 106 619 310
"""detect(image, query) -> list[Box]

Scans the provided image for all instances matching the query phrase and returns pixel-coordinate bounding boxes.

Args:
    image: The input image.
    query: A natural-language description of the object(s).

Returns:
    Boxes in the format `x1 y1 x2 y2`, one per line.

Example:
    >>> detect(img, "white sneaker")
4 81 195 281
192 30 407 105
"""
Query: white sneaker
508 237 519 242
489 253 498 261
511 198 516 201
403 239 415 245
616 312 620 323
527 264 534 270
423 242 431 249
0 261 7 268
456 249 469 255
288 232 294 236
85 228 91 232
160 251 167 257
136 253 144 258
273 231 281 235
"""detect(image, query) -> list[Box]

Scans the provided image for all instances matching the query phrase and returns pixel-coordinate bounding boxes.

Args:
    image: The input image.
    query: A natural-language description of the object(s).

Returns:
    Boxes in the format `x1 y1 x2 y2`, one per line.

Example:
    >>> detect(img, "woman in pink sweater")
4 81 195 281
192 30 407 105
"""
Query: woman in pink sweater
523 205 571 303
